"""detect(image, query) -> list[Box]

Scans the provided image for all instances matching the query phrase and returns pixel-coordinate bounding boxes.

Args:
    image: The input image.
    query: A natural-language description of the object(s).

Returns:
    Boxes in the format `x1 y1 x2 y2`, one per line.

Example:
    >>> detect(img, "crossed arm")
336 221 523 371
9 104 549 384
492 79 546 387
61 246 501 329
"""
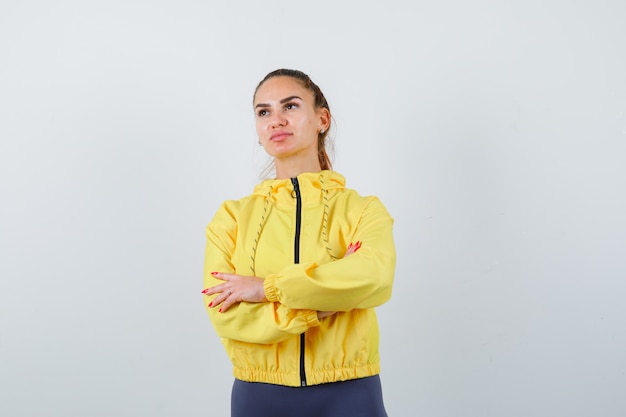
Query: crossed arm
202 197 394 344
202 240 362 316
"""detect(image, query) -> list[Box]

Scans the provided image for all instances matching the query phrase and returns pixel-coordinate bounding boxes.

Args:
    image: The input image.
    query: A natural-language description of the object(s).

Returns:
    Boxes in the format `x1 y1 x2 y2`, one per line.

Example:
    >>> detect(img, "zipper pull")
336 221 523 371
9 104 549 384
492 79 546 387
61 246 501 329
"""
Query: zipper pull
290 177 300 198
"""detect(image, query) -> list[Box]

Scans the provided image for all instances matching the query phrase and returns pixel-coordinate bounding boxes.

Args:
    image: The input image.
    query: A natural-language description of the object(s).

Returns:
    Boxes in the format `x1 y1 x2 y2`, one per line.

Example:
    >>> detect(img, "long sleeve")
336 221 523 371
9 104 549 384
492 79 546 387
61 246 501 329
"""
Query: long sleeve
203 201 320 344
263 197 396 312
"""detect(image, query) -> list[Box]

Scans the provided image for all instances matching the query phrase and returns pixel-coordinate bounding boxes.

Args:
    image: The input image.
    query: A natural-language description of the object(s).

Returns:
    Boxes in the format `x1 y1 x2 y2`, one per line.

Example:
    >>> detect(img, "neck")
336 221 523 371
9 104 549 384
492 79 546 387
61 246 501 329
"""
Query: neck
274 155 322 179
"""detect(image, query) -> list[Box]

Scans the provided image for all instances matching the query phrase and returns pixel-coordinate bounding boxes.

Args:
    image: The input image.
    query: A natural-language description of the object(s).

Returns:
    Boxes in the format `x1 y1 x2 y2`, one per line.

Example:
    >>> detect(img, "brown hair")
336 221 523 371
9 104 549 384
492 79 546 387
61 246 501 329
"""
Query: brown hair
254 69 333 171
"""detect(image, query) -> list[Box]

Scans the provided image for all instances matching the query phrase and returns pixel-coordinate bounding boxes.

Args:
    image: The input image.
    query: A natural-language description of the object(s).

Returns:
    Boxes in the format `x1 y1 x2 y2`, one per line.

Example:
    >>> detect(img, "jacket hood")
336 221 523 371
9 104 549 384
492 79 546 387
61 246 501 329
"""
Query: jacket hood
252 170 346 208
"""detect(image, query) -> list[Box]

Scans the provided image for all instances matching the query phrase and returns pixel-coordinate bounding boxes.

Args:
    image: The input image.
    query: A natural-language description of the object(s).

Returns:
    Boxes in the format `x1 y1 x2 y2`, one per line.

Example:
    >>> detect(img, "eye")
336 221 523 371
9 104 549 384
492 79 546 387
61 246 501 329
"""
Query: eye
256 109 269 117
284 102 299 111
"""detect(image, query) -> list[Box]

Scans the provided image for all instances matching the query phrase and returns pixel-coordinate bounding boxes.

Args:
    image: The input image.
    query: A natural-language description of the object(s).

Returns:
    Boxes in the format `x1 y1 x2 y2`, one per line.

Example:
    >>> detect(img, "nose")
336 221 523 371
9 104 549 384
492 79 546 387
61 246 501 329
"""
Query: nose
269 113 287 129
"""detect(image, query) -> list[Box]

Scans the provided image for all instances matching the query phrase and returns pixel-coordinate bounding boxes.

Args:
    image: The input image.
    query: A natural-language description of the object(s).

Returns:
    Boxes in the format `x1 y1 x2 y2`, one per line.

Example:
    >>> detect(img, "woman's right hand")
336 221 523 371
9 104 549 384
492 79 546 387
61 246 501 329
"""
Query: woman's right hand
317 311 336 319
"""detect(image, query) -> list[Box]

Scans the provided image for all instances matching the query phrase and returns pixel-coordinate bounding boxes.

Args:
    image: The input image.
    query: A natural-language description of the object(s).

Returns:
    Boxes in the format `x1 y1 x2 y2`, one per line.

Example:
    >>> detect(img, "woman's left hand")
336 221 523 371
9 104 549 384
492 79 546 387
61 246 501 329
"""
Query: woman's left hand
202 272 268 313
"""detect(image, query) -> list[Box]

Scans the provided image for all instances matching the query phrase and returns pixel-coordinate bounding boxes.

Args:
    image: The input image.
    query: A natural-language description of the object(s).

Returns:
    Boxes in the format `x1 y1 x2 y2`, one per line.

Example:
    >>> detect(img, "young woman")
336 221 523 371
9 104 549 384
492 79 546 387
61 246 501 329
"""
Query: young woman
202 69 396 417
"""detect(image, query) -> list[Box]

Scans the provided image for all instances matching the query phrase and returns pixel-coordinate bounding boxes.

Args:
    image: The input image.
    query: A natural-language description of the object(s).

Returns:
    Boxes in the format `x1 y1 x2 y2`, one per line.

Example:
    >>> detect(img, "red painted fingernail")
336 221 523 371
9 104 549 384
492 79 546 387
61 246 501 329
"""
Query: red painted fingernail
211 272 218 275
218 308 222 313
355 241 361 251
201 289 209 294
208 302 213 307
348 243 353 250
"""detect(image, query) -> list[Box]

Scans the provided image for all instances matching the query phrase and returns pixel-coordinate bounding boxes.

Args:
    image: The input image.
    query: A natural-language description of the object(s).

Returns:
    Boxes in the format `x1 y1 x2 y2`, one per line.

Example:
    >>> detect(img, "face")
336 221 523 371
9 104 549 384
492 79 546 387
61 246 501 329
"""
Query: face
253 76 329 162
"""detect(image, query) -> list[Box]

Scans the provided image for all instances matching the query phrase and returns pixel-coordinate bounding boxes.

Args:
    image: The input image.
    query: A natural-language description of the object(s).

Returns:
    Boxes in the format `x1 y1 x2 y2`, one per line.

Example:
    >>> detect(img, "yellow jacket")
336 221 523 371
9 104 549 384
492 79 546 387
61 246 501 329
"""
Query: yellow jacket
203 170 396 387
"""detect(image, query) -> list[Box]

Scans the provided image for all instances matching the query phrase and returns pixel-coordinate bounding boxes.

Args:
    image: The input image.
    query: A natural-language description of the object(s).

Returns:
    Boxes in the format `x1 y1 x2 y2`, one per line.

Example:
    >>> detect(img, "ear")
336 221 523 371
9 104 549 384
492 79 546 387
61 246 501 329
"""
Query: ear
317 107 330 131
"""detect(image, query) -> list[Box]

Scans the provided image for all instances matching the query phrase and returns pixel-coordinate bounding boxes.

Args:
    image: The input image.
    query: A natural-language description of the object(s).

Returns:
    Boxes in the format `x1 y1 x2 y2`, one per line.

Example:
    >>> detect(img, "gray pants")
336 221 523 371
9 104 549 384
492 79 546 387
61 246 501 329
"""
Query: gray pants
231 375 388 417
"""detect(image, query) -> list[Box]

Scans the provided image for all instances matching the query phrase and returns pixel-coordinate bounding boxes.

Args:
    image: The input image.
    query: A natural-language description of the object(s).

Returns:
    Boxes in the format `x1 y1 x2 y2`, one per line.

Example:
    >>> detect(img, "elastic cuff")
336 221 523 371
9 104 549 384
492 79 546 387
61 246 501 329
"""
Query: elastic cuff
304 310 321 328
263 274 279 302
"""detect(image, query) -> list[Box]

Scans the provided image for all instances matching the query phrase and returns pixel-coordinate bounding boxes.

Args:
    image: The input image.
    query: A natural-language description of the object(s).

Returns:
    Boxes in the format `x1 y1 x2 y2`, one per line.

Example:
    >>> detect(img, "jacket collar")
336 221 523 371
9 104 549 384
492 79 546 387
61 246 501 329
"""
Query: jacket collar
253 170 345 207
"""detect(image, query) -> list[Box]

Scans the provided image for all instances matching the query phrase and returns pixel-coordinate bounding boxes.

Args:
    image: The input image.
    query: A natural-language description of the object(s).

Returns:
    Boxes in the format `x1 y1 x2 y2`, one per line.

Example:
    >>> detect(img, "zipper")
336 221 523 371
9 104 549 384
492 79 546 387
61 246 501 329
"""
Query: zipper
291 177 307 387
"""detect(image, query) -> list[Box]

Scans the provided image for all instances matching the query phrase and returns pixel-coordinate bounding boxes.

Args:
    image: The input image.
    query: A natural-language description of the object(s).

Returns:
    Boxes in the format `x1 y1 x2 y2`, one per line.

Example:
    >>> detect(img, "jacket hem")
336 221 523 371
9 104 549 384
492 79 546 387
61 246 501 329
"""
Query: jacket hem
232 363 381 387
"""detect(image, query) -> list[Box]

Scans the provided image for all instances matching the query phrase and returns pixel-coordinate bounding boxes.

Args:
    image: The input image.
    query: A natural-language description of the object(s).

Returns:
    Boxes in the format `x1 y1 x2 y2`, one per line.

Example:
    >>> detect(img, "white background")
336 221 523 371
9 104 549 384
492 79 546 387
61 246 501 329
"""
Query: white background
1 1 625 416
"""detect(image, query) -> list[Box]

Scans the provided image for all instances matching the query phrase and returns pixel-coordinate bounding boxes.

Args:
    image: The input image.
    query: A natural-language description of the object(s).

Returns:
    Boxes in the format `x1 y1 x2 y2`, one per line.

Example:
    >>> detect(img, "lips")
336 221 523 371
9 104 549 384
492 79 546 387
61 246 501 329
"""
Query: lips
270 131 292 141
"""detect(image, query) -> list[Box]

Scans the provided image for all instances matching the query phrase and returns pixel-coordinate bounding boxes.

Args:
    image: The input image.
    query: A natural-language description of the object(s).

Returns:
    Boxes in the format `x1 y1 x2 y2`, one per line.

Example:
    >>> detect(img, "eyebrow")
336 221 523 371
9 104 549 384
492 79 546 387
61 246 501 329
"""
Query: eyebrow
255 95 303 108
